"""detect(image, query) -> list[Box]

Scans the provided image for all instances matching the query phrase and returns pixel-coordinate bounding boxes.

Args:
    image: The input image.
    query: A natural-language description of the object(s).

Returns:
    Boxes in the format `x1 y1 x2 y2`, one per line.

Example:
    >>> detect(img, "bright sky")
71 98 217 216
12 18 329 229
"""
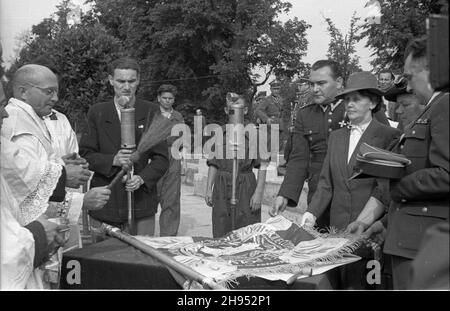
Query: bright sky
0 0 376 88
285 0 374 69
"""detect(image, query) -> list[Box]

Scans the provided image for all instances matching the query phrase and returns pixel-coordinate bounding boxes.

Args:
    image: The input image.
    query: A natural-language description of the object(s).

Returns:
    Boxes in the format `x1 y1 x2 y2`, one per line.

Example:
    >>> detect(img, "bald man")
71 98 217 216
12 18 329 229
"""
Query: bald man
3 64 83 169
1 64 111 221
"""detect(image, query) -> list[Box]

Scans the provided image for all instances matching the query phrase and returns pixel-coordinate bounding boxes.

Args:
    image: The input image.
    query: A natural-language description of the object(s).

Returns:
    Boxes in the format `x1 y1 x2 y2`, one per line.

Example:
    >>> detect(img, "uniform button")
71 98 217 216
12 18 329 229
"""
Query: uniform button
328 119 332 123
309 130 312 134
396 208 400 212
329 111 332 115
422 207 428 213
309 137 313 141
328 128 332 132
401 199 407 203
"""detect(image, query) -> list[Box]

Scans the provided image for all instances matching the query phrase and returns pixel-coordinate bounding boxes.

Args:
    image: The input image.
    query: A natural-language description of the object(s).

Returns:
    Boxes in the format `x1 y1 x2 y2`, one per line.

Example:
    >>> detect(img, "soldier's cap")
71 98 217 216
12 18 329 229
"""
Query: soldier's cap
336 71 384 99
383 77 411 102
255 91 267 99
269 80 281 88
349 143 411 180
296 78 311 93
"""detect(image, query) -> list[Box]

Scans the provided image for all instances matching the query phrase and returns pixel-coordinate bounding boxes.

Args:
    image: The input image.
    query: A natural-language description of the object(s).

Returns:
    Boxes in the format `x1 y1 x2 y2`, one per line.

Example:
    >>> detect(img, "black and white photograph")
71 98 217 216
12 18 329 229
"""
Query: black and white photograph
0 0 448 295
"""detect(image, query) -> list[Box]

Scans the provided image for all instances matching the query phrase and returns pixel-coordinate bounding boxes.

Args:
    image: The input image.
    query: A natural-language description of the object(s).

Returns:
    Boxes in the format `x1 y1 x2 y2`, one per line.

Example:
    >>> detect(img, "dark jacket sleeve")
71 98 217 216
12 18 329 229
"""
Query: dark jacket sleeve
410 222 450 289
24 221 48 268
79 106 117 178
49 166 66 202
307 133 334 218
370 127 402 205
277 109 310 206
138 140 169 190
391 96 450 201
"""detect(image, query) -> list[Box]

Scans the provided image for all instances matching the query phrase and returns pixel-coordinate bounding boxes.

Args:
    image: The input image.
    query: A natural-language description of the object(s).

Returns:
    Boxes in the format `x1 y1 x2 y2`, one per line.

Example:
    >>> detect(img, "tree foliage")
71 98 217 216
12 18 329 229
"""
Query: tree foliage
360 0 448 72
324 12 362 83
6 0 125 133
8 0 311 130
90 0 311 124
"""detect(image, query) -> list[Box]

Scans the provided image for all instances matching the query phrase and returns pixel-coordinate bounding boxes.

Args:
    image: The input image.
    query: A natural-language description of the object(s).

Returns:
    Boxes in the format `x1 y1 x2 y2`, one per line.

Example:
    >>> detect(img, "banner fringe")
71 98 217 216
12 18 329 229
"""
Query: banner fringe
215 225 365 285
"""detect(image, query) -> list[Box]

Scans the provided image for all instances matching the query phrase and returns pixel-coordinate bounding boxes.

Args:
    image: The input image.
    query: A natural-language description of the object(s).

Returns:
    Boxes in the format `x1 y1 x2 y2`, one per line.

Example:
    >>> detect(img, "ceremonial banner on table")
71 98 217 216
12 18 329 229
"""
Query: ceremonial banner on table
136 216 363 287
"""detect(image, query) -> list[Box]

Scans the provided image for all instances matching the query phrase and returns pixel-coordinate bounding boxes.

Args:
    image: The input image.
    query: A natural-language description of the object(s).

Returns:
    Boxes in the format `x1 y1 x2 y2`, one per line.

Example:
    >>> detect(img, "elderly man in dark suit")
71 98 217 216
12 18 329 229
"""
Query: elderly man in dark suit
79 58 169 237
353 37 449 289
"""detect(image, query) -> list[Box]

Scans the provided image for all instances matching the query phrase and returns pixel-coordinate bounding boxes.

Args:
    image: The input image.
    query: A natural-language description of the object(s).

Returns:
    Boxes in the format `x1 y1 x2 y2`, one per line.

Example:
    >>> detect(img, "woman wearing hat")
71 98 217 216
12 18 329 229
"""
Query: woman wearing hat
384 78 425 132
300 71 402 289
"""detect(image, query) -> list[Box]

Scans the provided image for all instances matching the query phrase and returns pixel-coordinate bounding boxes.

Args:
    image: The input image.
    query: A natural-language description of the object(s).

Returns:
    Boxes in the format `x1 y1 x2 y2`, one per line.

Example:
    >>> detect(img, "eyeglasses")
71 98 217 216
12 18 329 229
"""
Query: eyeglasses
23 82 58 96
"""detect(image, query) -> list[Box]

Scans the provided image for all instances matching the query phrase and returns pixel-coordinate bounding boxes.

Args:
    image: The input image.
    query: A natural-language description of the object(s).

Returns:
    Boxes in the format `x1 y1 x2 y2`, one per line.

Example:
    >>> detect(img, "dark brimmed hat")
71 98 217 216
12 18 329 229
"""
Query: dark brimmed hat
349 143 411 180
383 77 411 102
337 71 384 99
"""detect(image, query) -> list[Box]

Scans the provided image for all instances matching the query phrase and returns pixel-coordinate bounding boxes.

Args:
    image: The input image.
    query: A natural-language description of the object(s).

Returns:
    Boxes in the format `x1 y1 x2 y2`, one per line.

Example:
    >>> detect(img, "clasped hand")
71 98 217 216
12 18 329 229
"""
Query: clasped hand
65 164 91 188
113 149 133 167
123 174 144 191
62 152 88 168
83 186 111 210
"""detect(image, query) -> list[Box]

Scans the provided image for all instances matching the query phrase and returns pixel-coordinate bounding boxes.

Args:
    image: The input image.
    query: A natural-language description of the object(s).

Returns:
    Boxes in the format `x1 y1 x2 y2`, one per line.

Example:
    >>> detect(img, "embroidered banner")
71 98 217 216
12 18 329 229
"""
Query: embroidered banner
136 216 363 286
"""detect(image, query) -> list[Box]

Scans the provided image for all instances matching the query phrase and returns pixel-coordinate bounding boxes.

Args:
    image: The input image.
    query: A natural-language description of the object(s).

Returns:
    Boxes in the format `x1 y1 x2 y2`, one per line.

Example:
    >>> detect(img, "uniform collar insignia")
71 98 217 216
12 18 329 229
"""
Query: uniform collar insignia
415 118 429 124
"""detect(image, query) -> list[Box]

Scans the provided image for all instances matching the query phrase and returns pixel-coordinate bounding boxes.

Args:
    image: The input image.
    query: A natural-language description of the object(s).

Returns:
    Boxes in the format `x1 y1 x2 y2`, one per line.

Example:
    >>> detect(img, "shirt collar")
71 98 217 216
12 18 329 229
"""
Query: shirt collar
160 106 173 118
114 97 136 121
350 118 372 133
42 109 58 120
320 99 343 112
114 97 123 110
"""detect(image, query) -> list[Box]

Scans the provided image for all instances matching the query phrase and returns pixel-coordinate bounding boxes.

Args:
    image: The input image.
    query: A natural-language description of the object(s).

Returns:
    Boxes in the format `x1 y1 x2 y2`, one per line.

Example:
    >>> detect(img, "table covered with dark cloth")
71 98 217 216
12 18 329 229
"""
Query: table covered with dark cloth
60 238 339 289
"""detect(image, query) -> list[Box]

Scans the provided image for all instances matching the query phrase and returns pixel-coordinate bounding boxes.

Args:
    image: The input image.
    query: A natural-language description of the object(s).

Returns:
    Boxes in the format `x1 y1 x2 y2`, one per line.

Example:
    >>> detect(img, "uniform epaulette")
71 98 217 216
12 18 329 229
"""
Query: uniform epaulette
299 101 315 109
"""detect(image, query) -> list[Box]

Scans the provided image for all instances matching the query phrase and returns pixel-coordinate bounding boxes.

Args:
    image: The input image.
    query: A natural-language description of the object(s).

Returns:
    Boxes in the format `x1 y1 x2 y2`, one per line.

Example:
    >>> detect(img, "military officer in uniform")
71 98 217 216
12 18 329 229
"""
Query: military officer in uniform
283 78 311 165
254 80 287 152
252 91 267 125
360 37 449 289
255 80 283 125
271 60 389 229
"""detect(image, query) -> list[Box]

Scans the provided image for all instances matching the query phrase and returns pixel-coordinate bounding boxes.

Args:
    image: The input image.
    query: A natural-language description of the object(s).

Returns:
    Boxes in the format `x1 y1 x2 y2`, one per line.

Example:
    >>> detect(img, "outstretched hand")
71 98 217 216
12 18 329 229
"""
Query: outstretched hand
62 152 88 168
362 220 387 245
250 193 262 212
300 212 316 227
270 196 288 217
83 186 111 210
345 221 369 235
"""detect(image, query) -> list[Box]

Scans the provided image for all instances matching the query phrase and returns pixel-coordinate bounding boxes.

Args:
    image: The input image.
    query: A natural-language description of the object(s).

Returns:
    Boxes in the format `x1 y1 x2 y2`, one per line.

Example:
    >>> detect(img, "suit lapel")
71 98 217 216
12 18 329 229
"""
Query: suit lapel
104 100 121 149
334 129 351 188
134 100 148 142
